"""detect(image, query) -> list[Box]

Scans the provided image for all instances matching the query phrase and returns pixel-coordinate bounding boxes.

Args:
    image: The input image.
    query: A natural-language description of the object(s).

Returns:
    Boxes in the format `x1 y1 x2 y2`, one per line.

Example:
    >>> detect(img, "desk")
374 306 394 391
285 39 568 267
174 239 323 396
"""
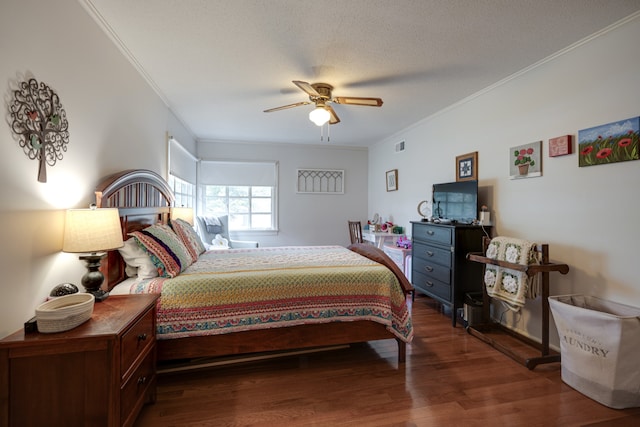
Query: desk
383 244 412 281
362 229 403 248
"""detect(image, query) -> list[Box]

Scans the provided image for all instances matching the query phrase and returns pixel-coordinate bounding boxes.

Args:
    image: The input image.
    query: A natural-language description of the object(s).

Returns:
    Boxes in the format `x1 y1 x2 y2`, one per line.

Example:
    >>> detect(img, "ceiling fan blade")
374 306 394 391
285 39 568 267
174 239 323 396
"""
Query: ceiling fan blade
292 80 321 97
333 96 383 107
263 101 310 113
326 105 340 125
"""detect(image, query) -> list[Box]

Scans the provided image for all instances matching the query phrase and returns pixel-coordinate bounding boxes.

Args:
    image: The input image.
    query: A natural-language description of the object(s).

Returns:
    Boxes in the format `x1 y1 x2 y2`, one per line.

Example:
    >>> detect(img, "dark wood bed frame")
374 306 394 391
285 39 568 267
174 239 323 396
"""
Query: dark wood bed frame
96 169 410 363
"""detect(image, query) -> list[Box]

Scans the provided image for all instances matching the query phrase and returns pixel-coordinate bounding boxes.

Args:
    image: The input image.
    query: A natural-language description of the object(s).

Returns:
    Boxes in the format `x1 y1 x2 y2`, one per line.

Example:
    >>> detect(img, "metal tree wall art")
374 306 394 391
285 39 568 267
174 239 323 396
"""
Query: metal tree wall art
9 77 69 183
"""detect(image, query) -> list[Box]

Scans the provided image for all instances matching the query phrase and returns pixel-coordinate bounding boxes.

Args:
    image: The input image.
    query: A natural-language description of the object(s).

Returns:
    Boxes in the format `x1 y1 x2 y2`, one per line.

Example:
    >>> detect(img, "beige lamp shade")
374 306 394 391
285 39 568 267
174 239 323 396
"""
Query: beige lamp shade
62 208 124 253
170 207 194 225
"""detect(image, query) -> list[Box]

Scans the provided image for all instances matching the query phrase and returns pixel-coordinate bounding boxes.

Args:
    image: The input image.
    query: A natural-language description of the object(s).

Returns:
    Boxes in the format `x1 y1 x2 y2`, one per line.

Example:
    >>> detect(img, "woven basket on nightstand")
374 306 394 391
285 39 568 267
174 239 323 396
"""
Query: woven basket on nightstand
36 293 95 333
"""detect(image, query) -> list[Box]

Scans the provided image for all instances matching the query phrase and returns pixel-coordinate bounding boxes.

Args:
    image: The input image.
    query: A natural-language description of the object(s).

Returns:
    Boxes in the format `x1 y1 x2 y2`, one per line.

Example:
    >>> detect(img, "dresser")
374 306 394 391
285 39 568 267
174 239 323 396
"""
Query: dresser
411 221 487 326
0 294 159 427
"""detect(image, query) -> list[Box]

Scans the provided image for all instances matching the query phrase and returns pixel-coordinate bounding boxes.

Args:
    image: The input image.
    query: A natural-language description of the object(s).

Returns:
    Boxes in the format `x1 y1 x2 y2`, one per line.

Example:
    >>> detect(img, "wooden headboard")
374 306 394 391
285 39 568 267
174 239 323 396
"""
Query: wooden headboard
95 169 175 291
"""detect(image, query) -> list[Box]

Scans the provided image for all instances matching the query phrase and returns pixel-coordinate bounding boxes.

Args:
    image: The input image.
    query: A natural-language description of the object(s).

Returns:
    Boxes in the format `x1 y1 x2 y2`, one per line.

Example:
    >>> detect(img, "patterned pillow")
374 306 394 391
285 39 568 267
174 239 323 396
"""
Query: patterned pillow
130 224 194 278
117 238 159 279
170 218 206 260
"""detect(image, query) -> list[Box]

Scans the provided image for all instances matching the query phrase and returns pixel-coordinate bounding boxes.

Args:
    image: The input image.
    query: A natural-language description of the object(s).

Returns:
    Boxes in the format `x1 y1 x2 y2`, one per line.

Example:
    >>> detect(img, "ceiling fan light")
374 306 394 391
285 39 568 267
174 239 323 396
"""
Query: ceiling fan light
309 106 330 126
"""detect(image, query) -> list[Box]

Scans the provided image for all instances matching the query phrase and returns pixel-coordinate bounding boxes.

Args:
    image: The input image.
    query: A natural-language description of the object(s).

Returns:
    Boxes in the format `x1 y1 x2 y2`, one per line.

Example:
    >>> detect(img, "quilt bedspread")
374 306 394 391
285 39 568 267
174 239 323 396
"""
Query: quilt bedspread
129 245 413 342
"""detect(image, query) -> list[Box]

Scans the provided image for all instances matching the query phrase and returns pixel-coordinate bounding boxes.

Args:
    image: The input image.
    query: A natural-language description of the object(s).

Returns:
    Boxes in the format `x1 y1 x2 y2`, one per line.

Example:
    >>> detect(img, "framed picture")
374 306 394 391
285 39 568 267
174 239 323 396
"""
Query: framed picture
456 151 478 182
549 135 572 157
386 169 398 192
510 141 542 179
578 117 639 167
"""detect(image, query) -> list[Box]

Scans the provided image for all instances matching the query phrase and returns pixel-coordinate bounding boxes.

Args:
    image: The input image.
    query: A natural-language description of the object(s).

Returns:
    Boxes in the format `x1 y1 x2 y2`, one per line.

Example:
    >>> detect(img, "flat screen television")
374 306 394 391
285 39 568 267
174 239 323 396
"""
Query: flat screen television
432 180 478 224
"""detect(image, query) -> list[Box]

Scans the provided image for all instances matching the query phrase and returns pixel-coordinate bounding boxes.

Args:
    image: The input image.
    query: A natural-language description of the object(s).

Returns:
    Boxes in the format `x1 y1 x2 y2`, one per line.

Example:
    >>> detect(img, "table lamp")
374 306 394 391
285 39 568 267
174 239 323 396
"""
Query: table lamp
62 206 123 301
170 207 194 225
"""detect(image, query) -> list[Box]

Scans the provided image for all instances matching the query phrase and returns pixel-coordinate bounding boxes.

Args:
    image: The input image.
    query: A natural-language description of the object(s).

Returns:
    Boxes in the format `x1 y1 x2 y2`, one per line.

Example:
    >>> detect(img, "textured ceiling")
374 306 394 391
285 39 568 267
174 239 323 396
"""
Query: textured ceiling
83 0 640 146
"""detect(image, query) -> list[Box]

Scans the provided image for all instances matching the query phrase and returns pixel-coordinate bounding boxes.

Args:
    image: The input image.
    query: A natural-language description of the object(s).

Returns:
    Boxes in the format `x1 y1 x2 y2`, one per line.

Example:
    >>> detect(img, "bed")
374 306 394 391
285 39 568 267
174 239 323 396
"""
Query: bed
96 169 413 363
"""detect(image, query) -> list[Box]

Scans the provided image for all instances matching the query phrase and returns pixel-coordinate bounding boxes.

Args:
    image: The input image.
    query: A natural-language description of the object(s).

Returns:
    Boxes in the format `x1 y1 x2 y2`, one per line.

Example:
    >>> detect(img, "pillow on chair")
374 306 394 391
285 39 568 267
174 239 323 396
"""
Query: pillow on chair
196 215 231 247
195 215 259 249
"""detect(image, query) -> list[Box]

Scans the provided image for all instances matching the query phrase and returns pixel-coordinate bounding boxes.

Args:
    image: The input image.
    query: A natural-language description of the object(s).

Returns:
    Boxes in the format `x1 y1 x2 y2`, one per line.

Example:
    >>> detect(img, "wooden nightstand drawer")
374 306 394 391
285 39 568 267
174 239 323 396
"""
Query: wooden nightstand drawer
413 224 452 245
412 241 451 267
120 349 156 426
121 307 155 377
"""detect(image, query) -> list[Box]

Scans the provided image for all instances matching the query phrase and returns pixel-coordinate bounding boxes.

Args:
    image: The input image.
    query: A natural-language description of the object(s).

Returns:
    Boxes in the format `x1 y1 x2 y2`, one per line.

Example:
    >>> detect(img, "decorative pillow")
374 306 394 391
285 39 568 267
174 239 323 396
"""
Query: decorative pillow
130 224 194 278
170 218 206 259
117 238 159 279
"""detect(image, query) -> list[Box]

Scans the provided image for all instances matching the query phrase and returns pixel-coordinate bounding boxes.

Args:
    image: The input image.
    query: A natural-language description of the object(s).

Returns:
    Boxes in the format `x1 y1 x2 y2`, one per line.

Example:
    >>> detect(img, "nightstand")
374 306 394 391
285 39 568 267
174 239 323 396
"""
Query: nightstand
0 294 159 427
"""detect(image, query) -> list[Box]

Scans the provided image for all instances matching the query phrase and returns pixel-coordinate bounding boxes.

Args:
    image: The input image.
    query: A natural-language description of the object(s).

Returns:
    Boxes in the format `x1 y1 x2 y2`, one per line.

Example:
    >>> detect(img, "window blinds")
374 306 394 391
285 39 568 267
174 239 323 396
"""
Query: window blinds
168 138 197 183
199 160 277 186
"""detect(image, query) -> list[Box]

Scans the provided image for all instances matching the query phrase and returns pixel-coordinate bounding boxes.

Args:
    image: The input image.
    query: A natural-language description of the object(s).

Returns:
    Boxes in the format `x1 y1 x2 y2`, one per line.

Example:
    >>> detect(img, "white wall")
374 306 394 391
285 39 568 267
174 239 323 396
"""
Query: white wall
369 14 640 346
0 0 194 338
197 140 369 247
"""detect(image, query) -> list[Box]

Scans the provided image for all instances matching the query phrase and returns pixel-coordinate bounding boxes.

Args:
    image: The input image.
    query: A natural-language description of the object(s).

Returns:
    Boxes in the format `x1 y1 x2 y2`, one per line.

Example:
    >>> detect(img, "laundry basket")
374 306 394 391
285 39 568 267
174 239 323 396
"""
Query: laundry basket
549 294 640 409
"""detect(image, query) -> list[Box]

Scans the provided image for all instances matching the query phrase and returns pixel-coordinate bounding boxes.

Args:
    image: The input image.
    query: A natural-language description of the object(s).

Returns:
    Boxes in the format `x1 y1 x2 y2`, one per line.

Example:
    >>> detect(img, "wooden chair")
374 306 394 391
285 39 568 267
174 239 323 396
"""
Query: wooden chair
348 221 364 244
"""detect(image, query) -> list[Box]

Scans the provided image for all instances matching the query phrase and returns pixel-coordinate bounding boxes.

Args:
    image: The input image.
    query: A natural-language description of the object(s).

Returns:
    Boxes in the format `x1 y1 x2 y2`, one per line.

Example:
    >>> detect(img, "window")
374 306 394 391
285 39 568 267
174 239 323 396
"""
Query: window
199 161 278 231
168 137 197 208
168 174 195 208
202 185 273 230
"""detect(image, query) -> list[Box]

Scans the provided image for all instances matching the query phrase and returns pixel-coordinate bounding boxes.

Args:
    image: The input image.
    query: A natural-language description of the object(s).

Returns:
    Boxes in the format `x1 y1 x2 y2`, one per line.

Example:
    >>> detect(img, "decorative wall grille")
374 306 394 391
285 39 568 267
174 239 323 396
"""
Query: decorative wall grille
296 169 344 194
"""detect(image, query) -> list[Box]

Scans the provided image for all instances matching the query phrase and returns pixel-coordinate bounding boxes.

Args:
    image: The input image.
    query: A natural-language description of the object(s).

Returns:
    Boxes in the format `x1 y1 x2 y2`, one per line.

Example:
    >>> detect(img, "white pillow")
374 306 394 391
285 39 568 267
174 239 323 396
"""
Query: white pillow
117 238 159 279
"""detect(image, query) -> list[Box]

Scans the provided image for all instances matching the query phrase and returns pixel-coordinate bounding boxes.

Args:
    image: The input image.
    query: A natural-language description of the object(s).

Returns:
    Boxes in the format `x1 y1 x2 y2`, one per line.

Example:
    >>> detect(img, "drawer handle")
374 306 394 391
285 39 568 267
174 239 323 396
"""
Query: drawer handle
138 333 147 341
424 266 434 272
426 230 435 235
425 251 434 257
425 281 434 287
137 376 147 385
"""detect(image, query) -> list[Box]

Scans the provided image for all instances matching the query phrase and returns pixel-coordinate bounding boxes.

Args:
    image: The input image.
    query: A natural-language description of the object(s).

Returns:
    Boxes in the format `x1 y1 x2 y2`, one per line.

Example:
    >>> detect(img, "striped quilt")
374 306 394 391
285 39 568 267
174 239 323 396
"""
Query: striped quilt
128 245 413 342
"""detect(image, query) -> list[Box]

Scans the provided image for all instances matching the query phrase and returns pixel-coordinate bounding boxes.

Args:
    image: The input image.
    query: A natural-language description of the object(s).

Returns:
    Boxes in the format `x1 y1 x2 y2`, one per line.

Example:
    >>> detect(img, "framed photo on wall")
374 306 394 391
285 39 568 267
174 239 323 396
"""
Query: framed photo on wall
456 151 478 181
386 169 398 191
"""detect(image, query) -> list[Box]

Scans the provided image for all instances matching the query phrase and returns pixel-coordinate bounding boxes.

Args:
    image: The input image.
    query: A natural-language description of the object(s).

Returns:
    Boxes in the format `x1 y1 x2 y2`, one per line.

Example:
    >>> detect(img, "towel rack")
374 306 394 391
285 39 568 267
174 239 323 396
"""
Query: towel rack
466 237 569 369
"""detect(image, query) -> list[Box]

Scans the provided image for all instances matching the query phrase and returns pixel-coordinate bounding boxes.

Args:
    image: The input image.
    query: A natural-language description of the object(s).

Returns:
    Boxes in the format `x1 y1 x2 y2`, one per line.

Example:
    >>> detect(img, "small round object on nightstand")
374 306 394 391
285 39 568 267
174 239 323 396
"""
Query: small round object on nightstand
50 283 79 297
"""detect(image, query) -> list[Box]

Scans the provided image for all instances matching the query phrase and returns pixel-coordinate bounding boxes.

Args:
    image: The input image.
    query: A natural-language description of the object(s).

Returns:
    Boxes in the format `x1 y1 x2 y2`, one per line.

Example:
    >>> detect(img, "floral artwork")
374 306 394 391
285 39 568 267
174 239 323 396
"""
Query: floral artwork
509 141 542 179
578 117 639 167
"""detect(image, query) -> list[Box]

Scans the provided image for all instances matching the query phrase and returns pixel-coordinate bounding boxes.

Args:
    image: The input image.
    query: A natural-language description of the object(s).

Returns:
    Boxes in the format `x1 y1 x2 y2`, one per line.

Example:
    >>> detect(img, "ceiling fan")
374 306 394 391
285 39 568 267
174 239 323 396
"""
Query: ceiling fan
264 80 383 126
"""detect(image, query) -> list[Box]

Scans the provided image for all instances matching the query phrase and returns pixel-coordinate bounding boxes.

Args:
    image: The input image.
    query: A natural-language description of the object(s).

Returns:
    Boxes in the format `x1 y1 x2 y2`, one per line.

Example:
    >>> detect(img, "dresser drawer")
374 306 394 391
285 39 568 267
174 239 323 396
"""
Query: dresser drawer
412 241 451 268
412 256 450 284
121 308 155 377
120 349 156 426
413 224 452 245
412 269 451 301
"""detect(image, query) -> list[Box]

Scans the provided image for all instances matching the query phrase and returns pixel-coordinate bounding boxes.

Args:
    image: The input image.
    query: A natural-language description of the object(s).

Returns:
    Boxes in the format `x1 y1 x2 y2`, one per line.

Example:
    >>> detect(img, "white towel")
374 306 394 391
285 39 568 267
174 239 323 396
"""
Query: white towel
484 236 540 311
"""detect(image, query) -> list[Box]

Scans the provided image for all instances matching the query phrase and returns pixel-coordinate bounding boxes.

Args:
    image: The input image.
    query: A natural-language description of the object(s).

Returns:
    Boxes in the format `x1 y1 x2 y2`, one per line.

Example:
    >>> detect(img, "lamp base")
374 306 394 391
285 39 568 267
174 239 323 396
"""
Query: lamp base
88 288 110 302
79 253 109 302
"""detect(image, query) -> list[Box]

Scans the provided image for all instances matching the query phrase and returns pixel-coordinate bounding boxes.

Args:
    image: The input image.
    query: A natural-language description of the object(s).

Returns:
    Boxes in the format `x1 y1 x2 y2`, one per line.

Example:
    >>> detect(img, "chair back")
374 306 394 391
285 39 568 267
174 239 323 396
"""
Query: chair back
348 221 364 244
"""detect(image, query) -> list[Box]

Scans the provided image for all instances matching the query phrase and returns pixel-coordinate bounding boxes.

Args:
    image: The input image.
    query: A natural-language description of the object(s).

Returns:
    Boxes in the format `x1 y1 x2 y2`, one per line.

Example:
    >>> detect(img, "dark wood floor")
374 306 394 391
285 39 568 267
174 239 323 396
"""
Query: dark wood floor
135 295 640 426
